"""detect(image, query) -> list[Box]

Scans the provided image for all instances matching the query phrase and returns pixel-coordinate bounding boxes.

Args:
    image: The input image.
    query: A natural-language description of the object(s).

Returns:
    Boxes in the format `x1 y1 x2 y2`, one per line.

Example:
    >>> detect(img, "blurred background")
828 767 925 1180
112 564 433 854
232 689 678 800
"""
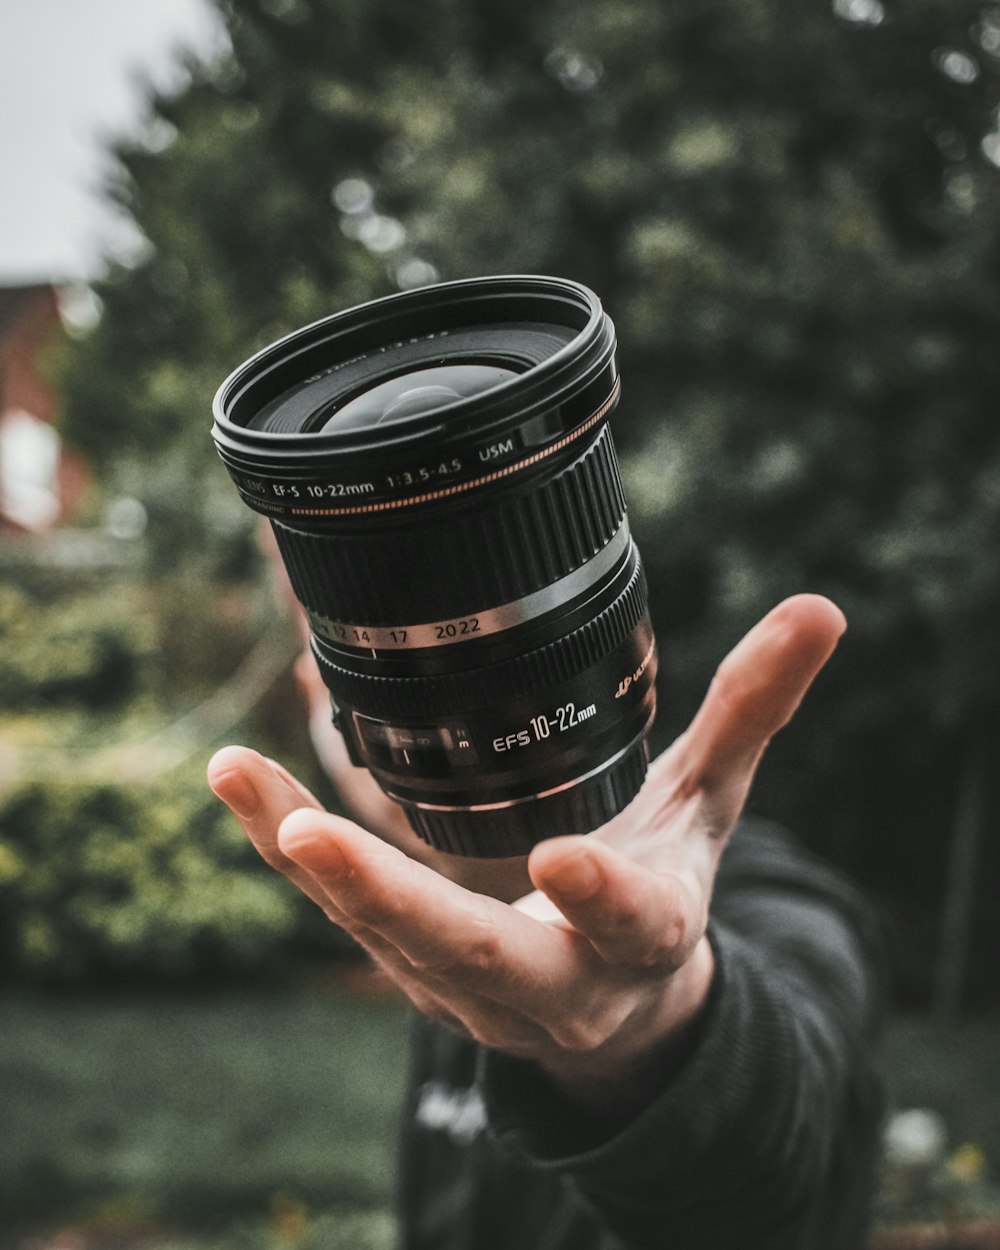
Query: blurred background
1 0 999 1246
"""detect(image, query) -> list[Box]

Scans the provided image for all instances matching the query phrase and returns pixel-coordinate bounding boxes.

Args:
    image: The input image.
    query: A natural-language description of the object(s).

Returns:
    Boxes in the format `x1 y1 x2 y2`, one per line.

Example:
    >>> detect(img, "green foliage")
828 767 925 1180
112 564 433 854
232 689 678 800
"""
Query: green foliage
51 0 1000 997
0 765 300 981
0 990 408 1231
0 563 344 984
0 582 153 711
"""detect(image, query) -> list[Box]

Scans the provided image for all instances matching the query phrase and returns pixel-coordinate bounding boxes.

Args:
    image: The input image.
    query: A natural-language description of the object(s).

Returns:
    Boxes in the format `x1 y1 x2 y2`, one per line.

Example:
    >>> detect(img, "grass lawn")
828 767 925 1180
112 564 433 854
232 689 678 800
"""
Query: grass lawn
0 984 410 1245
1 989 997 1247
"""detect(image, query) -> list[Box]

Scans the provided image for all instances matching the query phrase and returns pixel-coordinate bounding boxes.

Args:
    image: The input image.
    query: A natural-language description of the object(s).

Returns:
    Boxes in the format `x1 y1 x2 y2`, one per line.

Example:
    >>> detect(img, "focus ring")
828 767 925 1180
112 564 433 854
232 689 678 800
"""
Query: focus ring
271 423 625 624
312 554 650 720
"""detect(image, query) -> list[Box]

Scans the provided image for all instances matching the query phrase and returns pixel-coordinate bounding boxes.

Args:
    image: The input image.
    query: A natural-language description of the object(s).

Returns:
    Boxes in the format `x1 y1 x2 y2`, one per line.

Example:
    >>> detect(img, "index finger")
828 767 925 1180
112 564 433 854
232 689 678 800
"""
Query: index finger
675 594 845 796
277 808 601 1023
207 745 336 913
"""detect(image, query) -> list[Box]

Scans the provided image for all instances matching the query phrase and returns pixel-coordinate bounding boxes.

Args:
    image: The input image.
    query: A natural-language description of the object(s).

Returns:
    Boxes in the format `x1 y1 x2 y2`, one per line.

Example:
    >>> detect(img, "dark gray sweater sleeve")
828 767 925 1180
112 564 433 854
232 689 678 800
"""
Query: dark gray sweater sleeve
479 819 886 1250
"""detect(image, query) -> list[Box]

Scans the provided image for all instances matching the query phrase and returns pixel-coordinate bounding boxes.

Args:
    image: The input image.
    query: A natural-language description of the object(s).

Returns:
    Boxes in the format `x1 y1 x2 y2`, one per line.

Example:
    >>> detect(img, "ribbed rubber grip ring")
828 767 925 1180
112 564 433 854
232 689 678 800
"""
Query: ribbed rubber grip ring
404 737 649 857
312 553 649 720
271 423 625 624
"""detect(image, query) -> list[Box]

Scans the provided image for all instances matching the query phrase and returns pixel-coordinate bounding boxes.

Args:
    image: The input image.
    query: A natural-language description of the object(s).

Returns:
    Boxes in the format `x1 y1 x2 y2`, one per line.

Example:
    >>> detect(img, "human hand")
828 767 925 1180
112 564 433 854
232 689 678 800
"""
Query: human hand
208 594 844 1115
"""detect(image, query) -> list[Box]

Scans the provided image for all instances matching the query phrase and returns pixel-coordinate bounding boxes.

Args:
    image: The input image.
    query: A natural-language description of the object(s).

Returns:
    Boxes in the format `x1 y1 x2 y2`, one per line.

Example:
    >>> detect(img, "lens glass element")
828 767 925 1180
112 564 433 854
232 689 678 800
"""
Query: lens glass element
324 364 518 431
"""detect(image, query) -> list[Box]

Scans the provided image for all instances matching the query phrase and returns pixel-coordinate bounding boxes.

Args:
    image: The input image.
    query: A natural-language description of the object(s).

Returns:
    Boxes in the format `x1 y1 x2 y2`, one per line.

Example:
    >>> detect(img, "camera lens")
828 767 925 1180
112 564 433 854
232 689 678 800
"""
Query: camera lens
212 276 657 857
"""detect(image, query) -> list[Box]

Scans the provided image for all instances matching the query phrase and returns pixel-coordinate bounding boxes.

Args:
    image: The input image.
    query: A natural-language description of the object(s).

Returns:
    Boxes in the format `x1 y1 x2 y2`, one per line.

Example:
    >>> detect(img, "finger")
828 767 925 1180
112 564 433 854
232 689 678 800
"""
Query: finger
293 653 422 852
256 806 553 1053
528 836 704 969
207 746 343 917
676 594 845 797
277 808 586 1017
208 751 454 978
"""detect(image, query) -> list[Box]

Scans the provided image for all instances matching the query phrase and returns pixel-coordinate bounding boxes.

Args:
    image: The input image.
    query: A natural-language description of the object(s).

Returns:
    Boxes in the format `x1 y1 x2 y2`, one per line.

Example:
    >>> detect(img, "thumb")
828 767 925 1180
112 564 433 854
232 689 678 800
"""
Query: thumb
675 594 845 800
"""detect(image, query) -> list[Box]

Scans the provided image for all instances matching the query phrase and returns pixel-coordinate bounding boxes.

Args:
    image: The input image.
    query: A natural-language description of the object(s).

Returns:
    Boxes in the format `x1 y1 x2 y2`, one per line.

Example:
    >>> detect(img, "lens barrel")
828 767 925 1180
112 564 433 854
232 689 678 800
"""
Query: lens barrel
212 276 656 857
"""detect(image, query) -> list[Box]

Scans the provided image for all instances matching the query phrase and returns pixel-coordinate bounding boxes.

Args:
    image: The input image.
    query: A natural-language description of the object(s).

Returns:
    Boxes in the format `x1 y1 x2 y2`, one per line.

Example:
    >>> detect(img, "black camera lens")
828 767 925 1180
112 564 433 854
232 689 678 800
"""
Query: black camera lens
211 276 657 857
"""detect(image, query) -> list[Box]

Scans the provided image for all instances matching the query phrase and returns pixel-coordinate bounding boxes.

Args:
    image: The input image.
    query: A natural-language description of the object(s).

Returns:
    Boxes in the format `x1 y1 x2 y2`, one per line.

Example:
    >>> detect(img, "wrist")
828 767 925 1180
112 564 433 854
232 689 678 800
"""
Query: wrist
539 935 716 1121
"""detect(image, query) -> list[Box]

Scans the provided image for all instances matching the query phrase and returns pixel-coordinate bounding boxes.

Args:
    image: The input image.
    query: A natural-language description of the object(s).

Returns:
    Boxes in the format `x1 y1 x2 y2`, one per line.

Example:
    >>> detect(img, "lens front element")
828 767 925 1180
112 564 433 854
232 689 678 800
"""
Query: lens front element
321 364 519 431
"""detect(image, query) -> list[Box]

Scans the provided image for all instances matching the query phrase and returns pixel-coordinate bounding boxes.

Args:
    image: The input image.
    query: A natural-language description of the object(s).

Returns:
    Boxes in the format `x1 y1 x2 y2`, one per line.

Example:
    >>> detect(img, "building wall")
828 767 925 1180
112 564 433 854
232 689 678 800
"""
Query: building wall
0 284 87 531
0 285 61 424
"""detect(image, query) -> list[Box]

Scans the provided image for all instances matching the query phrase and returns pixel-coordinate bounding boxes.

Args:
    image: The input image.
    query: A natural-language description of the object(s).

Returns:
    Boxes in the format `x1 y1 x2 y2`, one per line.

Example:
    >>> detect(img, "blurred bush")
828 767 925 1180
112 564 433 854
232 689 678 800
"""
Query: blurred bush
0 571 349 983
0 583 151 711
0 766 298 981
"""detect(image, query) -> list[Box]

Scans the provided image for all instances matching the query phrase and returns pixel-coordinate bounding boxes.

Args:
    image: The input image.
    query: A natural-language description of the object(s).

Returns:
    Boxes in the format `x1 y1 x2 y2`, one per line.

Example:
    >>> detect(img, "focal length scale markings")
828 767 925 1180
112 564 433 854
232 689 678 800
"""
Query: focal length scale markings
308 522 632 654
532 701 598 737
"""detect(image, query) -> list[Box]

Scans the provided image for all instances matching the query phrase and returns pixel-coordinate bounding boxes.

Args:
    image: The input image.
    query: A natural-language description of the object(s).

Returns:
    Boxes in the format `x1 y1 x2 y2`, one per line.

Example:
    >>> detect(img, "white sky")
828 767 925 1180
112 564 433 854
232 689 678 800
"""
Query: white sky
0 0 226 285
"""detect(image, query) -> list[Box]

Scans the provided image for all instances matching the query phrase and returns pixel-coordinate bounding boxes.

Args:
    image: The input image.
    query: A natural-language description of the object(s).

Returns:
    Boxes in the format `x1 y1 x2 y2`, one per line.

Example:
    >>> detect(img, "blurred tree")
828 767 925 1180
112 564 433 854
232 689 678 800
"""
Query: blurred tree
57 0 1000 1002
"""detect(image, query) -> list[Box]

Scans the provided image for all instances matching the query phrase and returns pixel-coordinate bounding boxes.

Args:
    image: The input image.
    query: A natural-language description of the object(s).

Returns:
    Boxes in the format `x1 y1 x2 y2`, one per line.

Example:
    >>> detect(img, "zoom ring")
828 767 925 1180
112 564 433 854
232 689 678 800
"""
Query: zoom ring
406 739 650 857
312 556 649 720
271 423 626 625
